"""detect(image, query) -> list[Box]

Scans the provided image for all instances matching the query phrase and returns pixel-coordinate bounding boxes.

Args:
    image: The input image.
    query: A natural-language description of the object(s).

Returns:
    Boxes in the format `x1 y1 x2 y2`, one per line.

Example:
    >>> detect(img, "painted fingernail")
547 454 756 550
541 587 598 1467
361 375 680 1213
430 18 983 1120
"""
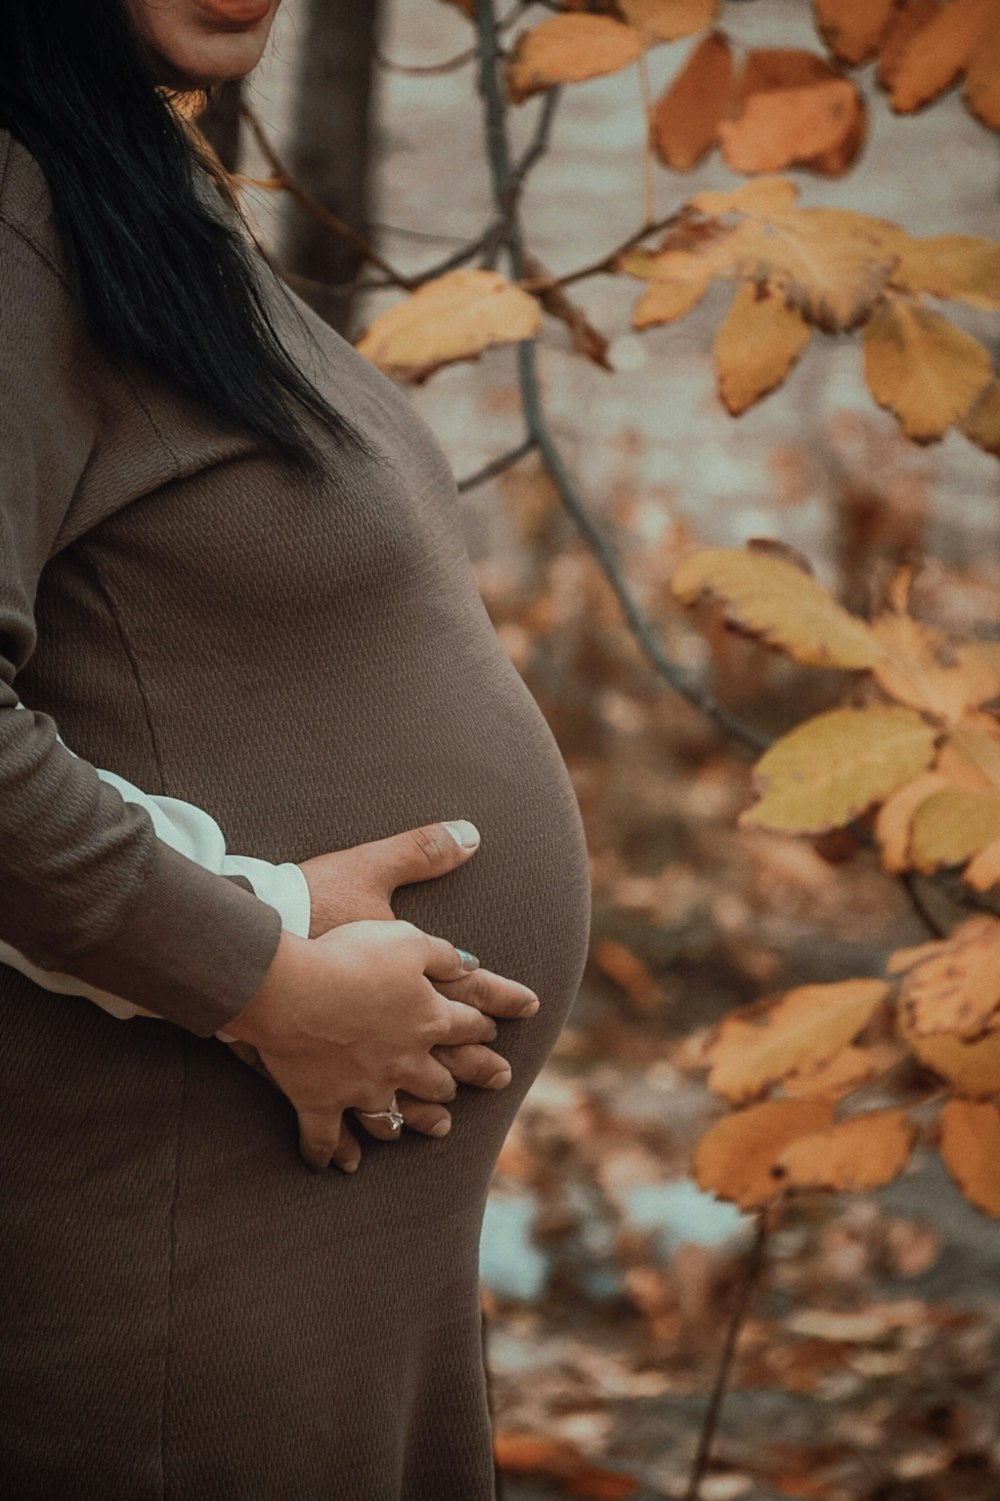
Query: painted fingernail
444 820 480 848
341 1160 360 1173
430 1119 452 1137
519 998 540 1016
487 1068 512 1089
457 948 480 971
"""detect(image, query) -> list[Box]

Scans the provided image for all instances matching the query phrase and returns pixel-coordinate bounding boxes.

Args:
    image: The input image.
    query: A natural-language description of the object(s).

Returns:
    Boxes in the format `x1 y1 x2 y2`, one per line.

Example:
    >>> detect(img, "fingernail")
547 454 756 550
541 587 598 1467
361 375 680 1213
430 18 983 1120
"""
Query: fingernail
430 1119 452 1137
444 820 480 848
340 1159 360 1174
487 1068 512 1089
487 1022 498 1040
519 998 540 1017
457 948 480 971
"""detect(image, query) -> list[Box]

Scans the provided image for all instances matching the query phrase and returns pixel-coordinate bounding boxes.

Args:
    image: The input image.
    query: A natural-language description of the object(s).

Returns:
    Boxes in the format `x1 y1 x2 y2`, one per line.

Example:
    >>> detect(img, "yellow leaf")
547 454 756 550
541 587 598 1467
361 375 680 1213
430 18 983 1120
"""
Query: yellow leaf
651 32 735 171
960 381 1000 456
964 17 1000 128
875 769 949 872
889 0 991 112
354 269 541 379
871 612 1000 722
783 1044 891 1100
774 1109 915 1192
736 208 899 332
630 268 715 328
909 787 1000 871
895 914 1000 1040
671 547 882 668
863 300 994 442
691 177 799 217
706 979 889 1105
618 0 718 43
890 234 1000 309
742 706 938 835
813 0 897 65
694 1099 834 1210
505 15 643 103
714 283 811 414
964 839 1000 892
903 1021 1000 1099
947 718 1000 791
939 1099 1000 1216
720 78 866 177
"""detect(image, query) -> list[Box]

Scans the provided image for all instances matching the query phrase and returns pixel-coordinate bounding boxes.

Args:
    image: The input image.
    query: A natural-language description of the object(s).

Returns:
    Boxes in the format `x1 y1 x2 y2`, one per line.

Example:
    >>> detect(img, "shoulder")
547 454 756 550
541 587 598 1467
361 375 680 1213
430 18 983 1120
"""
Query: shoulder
0 129 70 283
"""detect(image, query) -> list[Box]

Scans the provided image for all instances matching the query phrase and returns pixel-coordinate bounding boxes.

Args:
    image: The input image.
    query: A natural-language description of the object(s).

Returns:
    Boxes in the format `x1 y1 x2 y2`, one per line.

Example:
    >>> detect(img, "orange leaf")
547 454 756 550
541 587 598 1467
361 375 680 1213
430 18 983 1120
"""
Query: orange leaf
354 269 541 380
964 17 1000 127
939 1099 1000 1216
691 176 800 216
904 1021 1000 1099
862 300 994 442
651 32 736 171
875 770 949 872
961 381 1000 456
889 234 1000 309
889 0 991 112
783 1044 890 1100
494 1433 640 1499
618 0 718 44
720 78 865 176
736 207 899 332
878 0 939 90
814 0 897 65
871 612 1000 722
592 940 665 1013
894 915 1000 1040
714 283 811 414
774 1108 915 1192
505 15 644 103
705 979 889 1104
694 1098 834 1209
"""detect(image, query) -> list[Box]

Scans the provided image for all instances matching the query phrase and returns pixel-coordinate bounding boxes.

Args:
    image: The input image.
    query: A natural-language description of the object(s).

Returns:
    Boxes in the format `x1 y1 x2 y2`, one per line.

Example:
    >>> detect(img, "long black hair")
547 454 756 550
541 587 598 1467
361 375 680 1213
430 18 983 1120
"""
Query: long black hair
0 0 381 473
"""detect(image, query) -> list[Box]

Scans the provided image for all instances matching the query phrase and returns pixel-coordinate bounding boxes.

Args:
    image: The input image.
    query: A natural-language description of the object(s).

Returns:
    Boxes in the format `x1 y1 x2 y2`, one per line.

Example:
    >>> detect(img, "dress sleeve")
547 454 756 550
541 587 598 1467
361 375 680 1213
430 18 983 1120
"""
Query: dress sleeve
0 704 311 1024
0 219 285 1038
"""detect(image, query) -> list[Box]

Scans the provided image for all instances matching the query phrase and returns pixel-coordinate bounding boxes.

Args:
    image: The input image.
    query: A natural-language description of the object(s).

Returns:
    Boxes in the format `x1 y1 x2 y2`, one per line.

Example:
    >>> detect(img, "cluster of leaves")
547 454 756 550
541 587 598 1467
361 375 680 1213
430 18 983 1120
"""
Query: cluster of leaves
672 545 1000 1220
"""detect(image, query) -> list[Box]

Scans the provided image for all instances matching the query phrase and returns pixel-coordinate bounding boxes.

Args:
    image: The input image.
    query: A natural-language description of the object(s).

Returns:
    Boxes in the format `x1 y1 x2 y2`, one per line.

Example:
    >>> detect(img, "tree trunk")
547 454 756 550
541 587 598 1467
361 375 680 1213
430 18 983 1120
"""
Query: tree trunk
199 80 243 173
281 0 382 338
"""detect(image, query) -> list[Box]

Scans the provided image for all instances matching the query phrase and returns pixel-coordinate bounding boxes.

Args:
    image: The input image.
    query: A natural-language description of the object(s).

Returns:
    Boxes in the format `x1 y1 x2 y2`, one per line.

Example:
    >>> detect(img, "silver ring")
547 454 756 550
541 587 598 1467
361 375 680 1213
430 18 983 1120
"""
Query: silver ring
355 1093 404 1131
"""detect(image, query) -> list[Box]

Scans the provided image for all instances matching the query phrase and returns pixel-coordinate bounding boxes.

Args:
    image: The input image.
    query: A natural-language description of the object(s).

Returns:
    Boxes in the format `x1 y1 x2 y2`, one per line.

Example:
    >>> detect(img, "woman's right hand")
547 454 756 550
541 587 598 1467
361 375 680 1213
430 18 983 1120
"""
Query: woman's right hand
226 920 507 1171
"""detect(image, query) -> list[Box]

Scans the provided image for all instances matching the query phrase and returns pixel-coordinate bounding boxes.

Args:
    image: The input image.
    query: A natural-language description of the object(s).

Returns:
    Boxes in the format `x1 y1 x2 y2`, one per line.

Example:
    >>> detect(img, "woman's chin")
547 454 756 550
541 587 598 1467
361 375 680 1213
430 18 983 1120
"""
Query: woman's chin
151 33 271 87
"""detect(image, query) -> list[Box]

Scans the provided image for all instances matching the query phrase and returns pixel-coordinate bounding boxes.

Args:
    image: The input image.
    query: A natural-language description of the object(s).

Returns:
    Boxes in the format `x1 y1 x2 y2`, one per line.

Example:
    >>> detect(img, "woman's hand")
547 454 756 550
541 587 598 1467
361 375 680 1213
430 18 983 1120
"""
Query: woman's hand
226 921 526 1171
295 820 538 1169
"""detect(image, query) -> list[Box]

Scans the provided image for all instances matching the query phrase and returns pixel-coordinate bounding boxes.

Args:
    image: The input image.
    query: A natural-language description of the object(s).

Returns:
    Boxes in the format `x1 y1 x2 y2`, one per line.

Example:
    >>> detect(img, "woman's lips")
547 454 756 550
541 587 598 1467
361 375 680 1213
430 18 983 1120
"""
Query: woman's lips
193 0 273 27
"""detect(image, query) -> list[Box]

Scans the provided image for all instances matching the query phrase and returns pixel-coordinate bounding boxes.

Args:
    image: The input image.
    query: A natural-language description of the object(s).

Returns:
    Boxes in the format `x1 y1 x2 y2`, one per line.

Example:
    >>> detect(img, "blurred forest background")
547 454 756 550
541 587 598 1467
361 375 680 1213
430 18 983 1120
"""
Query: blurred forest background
202 3 1000 1496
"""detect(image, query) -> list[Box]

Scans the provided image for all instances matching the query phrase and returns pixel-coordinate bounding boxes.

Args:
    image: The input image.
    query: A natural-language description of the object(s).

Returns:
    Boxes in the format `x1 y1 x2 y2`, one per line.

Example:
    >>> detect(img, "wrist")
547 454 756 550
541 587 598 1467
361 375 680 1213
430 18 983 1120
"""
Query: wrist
224 928 312 1049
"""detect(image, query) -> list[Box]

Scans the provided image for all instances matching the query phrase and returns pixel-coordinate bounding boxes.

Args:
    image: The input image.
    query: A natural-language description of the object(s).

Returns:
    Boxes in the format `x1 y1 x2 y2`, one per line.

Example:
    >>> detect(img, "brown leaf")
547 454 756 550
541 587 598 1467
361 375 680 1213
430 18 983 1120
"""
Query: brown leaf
736 208 899 332
523 252 612 369
618 0 718 44
694 1098 834 1209
774 1108 915 1193
964 16 1000 127
705 979 889 1105
871 611 1000 722
720 78 866 177
354 269 541 380
889 0 992 113
862 300 994 442
814 0 897 65
939 1099 1000 1216
890 233 1000 309
671 547 882 668
651 32 736 171
877 0 939 90
741 706 938 835
909 787 1000 871
505 15 644 103
494 1432 641 1499
894 914 1000 1040
714 283 811 414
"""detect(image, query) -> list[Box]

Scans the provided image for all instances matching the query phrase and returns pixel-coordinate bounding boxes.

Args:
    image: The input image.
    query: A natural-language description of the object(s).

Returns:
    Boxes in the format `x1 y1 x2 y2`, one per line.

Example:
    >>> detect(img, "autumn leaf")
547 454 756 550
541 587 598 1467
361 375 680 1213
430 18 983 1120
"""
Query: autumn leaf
814 0 897 66
774 1109 915 1193
889 0 993 113
964 839 1000 892
694 1098 834 1209
741 707 938 835
705 979 889 1105
505 15 643 104
691 176 799 217
782 1044 890 1100
964 16 1000 128
354 269 541 380
592 940 665 1012
494 1432 640 1499
862 300 994 441
909 787 1000 871
720 79 866 177
714 283 811 414
735 208 899 332
618 0 717 44
620 219 759 328
903 1021 1000 1099
889 234 1000 309
939 1099 1000 1216
651 32 736 172
875 770 949 872
960 380 1000 456
671 547 882 668
871 611 1000 722
893 914 1000 1040
877 0 939 91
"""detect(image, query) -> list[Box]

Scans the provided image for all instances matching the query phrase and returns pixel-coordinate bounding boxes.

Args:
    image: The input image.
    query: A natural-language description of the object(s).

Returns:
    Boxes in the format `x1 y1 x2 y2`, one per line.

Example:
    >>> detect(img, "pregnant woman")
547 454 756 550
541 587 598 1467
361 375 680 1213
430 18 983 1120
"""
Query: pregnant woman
0 1 591 1497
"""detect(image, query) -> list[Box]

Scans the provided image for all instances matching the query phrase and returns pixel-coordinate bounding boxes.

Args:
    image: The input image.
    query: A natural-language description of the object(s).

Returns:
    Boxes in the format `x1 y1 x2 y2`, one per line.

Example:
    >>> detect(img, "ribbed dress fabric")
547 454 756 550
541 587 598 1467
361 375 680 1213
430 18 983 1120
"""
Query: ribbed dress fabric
0 131 591 1500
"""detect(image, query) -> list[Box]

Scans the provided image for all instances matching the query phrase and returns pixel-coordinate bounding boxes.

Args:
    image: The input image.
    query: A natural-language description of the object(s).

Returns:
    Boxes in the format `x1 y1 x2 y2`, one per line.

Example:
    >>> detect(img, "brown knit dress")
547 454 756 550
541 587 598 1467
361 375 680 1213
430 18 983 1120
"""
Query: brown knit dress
0 131 591 1500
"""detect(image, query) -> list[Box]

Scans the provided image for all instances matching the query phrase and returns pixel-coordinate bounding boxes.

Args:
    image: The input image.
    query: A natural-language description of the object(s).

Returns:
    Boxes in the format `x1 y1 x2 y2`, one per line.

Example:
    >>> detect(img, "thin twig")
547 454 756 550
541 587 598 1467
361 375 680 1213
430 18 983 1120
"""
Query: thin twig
457 438 538 492
684 1213 770 1501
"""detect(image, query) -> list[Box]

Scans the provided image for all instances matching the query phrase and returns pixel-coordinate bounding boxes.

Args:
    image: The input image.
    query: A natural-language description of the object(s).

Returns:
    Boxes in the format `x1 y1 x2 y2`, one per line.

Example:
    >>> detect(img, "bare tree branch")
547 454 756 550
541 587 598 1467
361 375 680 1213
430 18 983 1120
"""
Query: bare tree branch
457 438 538 492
